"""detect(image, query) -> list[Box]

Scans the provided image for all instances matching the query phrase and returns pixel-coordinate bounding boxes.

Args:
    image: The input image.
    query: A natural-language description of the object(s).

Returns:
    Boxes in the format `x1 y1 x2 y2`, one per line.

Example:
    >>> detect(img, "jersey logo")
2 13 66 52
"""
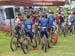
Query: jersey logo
41 27 47 31
27 25 31 29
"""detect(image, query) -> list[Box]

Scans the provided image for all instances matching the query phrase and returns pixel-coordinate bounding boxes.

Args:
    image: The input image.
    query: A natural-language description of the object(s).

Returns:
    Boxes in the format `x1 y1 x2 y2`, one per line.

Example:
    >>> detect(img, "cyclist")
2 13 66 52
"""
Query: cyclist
34 15 41 45
47 11 55 42
71 12 75 35
67 12 72 33
55 13 60 32
15 14 22 43
59 13 65 33
48 11 55 32
34 16 39 36
23 15 36 48
39 14 52 49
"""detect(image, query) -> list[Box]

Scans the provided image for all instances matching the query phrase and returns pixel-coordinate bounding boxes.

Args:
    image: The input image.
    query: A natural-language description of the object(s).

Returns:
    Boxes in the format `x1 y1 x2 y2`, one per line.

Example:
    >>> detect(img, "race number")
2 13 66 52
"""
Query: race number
27 25 31 29
41 27 47 31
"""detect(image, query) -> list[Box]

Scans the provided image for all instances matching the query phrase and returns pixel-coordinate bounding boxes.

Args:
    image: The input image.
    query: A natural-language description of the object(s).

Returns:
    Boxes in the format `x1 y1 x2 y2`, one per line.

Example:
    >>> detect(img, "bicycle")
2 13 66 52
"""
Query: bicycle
34 28 41 45
52 32 58 45
41 27 48 52
10 29 24 51
21 32 37 54
10 28 30 54
49 26 58 45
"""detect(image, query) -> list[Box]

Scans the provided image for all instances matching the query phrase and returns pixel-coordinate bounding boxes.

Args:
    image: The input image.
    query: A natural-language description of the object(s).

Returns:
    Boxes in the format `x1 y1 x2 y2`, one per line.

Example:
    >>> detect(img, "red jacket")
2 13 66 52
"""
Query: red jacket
55 16 60 23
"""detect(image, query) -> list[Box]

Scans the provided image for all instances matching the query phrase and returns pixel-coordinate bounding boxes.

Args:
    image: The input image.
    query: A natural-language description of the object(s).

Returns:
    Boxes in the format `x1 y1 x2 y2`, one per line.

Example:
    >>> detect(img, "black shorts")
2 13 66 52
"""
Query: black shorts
15 26 21 39
25 32 33 40
40 31 48 38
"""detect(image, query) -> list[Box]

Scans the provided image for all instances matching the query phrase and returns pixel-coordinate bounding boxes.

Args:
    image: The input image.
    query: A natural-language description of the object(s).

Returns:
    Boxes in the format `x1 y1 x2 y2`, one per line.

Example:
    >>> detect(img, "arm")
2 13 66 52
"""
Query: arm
15 18 20 26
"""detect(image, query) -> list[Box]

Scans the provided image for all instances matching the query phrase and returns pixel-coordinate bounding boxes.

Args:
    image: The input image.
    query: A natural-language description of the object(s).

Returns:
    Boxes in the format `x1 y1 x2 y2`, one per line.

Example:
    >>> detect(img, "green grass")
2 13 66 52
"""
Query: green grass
0 32 75 56
48 6 57 12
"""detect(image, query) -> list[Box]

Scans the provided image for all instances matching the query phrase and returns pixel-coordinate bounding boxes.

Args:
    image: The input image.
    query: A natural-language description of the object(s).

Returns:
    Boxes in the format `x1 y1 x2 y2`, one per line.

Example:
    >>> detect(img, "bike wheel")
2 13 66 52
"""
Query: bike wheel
33 38 38 48
37 31 41 45
42 36 47 52
53 33 58 45
43 44 47 52
10 36 18 51
21 40 29 54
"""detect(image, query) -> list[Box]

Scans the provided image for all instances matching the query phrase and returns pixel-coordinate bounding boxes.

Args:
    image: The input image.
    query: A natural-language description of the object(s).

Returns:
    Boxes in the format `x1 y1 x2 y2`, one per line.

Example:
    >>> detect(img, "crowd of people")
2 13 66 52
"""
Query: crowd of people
14 9 75 51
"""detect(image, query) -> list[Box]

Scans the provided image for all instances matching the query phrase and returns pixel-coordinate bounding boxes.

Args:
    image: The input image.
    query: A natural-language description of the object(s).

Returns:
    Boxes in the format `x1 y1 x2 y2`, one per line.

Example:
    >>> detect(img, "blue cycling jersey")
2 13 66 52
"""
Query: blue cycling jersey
39 18 49 31
47 16 54 26
71 15 75 25
23 20 33 32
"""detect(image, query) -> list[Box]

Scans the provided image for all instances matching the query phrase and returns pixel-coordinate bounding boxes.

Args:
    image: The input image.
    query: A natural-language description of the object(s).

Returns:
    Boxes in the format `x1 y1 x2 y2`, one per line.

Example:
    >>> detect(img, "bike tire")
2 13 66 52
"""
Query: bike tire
53 33 58 45
43 44 47 52
42 35 47 52
33 38 38 48
21 40 29 54
10 36 18 51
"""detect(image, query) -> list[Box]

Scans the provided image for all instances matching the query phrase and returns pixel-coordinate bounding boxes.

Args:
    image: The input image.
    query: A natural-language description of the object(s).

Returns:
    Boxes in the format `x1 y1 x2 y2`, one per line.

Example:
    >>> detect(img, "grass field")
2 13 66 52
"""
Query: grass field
0 32 75 56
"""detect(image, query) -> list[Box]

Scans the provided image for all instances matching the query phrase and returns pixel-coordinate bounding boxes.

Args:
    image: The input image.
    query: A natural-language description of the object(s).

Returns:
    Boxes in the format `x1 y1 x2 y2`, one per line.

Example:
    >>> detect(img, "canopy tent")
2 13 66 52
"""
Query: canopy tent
12 0 32 6
0 0 12 5
0 0 65 6
32 0 65 6
0 0 32 6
